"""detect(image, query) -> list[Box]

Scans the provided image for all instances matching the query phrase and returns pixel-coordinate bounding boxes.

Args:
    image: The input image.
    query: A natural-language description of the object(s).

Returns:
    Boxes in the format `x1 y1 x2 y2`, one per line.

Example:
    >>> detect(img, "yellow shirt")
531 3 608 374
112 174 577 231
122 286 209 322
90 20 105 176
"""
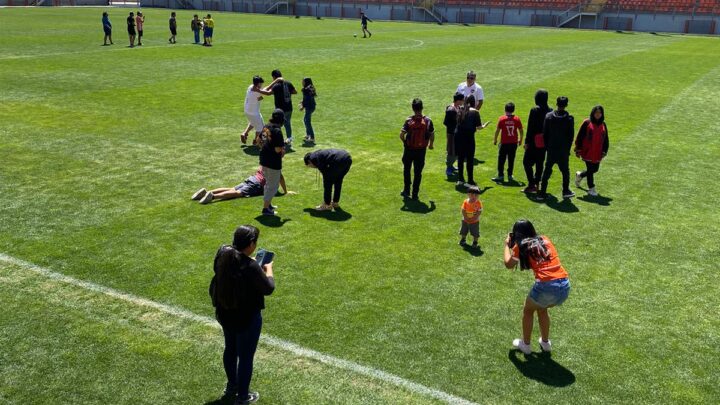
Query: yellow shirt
205 18 215 28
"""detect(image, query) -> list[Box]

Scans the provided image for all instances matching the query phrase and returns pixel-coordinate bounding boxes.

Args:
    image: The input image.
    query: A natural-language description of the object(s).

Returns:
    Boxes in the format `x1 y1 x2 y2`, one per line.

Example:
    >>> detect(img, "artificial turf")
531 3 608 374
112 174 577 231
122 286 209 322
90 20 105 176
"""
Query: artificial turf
0 7 719 404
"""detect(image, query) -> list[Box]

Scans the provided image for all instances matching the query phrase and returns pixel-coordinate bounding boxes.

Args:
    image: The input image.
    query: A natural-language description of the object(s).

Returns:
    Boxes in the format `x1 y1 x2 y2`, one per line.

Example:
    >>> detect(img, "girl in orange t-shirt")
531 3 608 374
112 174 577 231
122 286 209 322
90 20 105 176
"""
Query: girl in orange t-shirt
503 219 570 355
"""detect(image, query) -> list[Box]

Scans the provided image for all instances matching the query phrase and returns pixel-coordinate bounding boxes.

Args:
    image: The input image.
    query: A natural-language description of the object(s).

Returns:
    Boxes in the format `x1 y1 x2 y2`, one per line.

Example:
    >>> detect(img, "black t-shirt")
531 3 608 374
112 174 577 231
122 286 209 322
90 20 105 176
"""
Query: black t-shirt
443 104 458 133
271 81 296 112
127 16 135 29
169 17 177 30
456 109 481 137
259 124 285 170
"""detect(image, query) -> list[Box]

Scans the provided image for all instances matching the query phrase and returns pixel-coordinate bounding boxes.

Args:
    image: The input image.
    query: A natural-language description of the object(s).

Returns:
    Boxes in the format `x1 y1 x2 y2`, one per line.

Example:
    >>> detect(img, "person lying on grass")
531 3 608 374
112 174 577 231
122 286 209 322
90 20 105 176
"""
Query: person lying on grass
191 166 293 204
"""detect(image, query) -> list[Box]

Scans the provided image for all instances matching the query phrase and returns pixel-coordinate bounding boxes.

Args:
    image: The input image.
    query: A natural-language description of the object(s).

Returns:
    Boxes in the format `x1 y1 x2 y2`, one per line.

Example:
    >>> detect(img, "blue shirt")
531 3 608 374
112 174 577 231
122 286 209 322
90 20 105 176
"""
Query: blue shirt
102 15 111 28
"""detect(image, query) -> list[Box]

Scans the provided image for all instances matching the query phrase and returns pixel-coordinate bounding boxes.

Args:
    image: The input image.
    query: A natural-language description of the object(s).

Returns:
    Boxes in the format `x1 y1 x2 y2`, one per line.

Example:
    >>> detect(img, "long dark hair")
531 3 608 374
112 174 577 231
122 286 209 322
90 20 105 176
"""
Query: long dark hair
510 219 549 270
233 225 259 250
302 77 316 97
590 105 605 125
458 95 476 123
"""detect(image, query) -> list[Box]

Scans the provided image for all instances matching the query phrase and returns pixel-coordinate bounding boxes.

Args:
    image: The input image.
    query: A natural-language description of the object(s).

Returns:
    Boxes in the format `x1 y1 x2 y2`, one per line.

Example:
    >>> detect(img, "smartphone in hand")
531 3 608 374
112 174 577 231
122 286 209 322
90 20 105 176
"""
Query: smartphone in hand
255 249 275 267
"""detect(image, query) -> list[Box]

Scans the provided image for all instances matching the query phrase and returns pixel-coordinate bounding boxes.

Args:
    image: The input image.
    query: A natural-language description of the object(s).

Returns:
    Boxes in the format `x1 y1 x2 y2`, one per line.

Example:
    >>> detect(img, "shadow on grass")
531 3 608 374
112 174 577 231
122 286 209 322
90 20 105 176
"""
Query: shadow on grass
203 394 235 405
525 193 579 213
492 178 526 188
455 184 492 194
473 158 485 165
461 244 484 257
508 350 576 387
302 207 352 221
241 145 260 156
577 193 613 206
614 30 637 35
254 215 291 227
400 199 436 214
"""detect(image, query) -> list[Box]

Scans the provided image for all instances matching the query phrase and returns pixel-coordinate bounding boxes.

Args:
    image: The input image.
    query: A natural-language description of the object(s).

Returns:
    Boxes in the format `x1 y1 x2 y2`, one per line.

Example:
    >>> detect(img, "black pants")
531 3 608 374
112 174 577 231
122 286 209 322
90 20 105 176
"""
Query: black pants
523 146 546 187
540 153 570 194
456 142 476 184
402 148 427 197
579 161 600 188
218 311 262 400
497 143 518 177
323 159 352 204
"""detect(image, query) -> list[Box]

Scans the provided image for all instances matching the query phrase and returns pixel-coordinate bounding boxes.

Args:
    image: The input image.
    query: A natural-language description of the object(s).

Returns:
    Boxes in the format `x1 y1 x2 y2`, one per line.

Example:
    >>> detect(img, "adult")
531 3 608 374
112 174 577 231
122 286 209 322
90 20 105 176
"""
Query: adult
126 12 136 48
168 12 177 44
521 90 552 194
241 75 282 146
304 149 353 211
269 69 297 145
258 109 286 216
574 105 609 196
360 11 373 38
204 14 215 46
191 14 202 44
210 225 275 404
102 12 113 46
454 95 489 187
443 92 464 177
135 11 144 46
191 166 289 204
456 70 484 110
503 219 570 355
299 77 317 143
538 96 575 200
399 98 434 200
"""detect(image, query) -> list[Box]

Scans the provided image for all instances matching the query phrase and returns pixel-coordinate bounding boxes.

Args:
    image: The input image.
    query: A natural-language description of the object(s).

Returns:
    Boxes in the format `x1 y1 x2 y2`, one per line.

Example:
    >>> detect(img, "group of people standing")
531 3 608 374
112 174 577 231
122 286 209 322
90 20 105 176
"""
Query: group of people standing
101 11 215 47
202 65 608 404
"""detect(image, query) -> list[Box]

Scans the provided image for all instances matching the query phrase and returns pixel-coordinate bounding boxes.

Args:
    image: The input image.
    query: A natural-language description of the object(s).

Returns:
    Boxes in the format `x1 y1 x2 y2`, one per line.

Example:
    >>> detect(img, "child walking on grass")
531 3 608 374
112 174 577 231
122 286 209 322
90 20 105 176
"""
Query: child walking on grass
459 185 483 248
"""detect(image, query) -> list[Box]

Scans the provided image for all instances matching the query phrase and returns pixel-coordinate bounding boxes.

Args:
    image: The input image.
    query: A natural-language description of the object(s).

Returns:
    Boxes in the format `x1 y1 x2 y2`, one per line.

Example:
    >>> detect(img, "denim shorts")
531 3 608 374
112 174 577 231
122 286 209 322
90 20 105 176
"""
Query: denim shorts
528 278 570 308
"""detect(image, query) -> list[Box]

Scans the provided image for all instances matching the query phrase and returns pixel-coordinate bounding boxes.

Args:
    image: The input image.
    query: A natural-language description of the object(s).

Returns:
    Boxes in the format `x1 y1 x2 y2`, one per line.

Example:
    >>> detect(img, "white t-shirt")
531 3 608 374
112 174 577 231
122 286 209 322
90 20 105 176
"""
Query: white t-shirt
244 85 262 114
457 82 484 107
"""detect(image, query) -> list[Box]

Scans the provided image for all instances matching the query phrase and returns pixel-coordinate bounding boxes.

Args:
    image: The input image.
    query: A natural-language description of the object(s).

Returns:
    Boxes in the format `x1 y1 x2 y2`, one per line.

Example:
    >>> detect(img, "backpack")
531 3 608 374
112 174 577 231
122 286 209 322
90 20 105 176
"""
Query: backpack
405 115 431 149
209 245 246 309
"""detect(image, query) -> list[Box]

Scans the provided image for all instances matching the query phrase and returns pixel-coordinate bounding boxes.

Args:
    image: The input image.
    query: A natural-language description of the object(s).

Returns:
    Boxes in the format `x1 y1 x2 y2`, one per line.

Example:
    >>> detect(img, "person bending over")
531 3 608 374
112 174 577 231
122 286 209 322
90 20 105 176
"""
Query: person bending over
304 149 352 211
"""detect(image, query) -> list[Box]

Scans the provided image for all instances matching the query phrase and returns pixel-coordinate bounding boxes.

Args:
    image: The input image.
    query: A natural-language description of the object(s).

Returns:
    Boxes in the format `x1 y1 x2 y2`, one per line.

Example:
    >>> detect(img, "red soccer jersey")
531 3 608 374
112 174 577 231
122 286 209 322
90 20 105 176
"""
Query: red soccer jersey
497 114 523 144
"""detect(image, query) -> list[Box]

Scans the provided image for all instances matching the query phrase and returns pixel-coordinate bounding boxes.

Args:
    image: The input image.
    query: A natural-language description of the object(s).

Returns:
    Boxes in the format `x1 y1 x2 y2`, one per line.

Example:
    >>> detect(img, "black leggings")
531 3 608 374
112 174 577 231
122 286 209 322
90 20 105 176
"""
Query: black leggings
219 311 262 400
579 161 600 188
323 160 353 204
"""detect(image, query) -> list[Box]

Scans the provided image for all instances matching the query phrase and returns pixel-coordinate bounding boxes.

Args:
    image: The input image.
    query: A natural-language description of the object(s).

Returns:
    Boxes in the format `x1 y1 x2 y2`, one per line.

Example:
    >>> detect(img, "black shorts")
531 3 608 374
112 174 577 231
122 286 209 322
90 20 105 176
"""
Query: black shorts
170 28 177 35
128 28 136 36
138 30 143 37
104 28 111 35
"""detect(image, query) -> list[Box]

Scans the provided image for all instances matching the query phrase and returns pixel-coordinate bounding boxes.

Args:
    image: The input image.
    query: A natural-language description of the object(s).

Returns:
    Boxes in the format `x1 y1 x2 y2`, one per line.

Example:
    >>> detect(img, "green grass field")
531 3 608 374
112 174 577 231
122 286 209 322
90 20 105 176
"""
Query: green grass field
1 7 719 404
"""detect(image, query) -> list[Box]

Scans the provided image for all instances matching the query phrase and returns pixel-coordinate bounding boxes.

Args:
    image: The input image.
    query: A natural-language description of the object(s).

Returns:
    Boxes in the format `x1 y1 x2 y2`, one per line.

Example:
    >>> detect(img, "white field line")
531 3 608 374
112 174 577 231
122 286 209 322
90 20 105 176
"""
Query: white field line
0 253 478 405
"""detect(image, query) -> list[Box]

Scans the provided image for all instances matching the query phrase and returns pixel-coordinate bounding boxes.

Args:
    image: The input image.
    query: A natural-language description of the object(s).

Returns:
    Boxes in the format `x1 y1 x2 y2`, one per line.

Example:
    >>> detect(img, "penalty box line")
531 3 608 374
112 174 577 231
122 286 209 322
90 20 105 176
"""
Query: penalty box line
0 253 478 405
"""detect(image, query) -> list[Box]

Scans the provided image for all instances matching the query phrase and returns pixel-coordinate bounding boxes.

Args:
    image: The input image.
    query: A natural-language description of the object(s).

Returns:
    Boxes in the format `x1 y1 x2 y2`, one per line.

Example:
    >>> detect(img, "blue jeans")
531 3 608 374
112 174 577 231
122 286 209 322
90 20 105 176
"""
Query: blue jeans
193 29 200 43
283 109 293 139
218 311 262 400
303 107 315 138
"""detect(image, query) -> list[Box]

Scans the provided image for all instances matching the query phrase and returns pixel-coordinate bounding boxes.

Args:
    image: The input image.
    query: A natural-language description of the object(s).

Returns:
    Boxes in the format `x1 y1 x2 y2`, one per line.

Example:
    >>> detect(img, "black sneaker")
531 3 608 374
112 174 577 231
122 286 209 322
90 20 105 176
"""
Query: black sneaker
235 391 259 405
261 208 276 216
459 239 467 246
400 190 410 198
562 190 576 199
222 384 238 400
536 192 547 201
472 240 478 248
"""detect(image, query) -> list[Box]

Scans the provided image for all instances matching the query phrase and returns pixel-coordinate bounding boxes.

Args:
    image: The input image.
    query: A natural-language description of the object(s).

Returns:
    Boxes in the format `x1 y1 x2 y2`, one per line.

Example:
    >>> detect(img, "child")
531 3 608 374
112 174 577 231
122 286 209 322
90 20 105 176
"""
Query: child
493 102 524 183
168 12 177 44
459 186 483 247
299 77 317 143
241 75 282 146
574 105 609 196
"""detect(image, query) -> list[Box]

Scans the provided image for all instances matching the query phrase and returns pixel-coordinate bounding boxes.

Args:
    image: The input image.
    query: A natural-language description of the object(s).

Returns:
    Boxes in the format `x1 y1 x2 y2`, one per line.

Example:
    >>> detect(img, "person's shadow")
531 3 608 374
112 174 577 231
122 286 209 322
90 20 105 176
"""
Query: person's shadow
508 350 576 387
492 178 525 188
455 184 492 194
303 207 352 221
578 193 613 206
241 145 260 156
254 215 291 227
461 244 484 257
400 198 436 214
525 193 579 213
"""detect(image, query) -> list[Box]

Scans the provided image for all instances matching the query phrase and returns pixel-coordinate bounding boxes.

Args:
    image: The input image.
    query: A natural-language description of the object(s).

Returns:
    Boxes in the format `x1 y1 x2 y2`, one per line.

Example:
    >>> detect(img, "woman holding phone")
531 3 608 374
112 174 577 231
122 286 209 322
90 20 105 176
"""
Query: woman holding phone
503 219 570 355
210 225 275 404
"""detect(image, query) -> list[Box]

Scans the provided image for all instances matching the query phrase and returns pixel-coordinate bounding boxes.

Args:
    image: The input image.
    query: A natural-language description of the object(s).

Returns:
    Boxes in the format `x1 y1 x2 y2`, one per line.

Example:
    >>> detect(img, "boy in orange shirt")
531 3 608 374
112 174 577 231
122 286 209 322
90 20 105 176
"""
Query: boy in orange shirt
459 185 483 247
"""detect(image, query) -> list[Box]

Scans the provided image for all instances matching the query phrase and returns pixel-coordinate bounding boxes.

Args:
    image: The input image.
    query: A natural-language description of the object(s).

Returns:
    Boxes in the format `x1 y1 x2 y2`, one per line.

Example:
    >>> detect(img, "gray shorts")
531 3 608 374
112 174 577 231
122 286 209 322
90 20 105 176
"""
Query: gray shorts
262 166 282 202
234 176 263 197
459 221 479 238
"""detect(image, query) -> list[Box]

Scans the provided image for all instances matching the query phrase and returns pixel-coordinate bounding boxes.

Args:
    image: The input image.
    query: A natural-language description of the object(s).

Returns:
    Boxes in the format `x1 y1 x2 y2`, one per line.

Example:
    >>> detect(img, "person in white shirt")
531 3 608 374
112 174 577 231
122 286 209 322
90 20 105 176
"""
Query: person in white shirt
456 70 484 110
241 75 281 145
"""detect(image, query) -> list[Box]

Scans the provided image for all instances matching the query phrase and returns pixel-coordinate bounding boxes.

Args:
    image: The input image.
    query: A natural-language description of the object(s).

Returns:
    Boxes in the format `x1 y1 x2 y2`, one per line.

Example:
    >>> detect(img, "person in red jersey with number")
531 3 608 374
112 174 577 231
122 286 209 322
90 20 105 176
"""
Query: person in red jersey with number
574 105 609 197
504 219 570 355
492 102 524 183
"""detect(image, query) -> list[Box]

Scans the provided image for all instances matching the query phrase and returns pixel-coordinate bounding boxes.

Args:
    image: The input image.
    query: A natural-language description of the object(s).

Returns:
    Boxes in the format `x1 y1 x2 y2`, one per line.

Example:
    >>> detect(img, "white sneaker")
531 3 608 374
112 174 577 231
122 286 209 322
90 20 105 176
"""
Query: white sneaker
191 188 207 200
538 338 552 352
199 192 214 204
588 187 598 196
512 338 532 355
575 171 583 187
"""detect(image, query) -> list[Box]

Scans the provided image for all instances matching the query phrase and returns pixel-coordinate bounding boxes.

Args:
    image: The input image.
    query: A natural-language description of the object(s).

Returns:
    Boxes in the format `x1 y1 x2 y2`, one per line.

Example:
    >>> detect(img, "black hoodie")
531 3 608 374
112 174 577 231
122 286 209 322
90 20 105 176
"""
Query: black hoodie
543 108 575 156
525 90 552 148
307 149 352 180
